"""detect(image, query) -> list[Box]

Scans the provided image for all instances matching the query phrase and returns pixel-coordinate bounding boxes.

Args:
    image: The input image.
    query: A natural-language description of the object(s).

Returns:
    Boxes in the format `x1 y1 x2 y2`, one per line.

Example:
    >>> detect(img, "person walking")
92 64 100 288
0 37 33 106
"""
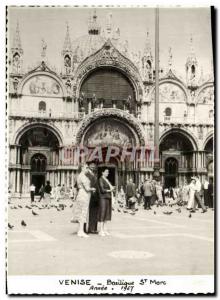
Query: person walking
187 177 197 210
182 180 189 205
44 181 52 198
142 178 153 210
192 176 207 213
86 163 99 234
203 177 209 207
30 183 36 203
39 185 45 202
126 178 136 209
98 169 115 236
72 163 96 238
155 181 163 205
55 184 61 201
208 178 214 208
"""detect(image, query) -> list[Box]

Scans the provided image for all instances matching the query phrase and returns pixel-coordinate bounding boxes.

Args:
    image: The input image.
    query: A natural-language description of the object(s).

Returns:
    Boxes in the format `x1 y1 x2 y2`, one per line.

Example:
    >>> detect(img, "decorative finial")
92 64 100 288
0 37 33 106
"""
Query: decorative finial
106 12 112 35
62 21 72 53
168 47 172 69
41 38 47 58
88 9 101 35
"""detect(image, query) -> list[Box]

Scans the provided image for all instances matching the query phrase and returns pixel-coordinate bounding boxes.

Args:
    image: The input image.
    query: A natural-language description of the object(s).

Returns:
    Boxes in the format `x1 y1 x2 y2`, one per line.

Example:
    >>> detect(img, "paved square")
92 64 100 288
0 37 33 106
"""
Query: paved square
7 200 214 275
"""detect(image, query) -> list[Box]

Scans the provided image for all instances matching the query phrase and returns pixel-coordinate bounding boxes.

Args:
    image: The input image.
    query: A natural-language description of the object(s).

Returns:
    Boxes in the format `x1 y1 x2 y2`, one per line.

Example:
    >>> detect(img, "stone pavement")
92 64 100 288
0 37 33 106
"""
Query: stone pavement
7 199 214 275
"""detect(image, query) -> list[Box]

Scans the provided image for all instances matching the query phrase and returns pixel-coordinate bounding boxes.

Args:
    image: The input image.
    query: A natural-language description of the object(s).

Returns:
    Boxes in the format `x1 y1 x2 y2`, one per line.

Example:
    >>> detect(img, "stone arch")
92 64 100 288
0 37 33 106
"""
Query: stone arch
159 127 198 151
13 122 64 146
74 41 143 102
195 82 214 105
203 132 214 151
75 108 145 146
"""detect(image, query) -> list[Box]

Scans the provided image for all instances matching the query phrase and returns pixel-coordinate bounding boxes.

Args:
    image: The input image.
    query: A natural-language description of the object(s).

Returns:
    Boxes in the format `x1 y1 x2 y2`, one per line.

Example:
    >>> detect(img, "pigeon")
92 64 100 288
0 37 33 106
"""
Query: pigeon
8 223 14 229
25 205 32 209
130 212 135 216
21 220 27 227
189 213 192 218
32 210 38 216
70 204 73 208
117 209 121 213
18 205 23 209
123 210 128 213
135 208 139 211
13 206 18 209
112 207 114 211
163 211 173 215
176 208 181 213
154 211 156 215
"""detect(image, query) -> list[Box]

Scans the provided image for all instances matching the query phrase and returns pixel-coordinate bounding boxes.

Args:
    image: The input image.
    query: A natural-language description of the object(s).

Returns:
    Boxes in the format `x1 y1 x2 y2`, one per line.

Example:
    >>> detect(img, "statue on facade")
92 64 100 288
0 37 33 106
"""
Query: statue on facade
12 53 21 73
41 38 47 58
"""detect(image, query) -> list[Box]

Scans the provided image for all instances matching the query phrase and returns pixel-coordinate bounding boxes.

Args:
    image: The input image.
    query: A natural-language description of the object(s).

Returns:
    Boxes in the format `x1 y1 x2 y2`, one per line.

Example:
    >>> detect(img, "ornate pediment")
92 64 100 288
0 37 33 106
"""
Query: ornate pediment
29 61 56 74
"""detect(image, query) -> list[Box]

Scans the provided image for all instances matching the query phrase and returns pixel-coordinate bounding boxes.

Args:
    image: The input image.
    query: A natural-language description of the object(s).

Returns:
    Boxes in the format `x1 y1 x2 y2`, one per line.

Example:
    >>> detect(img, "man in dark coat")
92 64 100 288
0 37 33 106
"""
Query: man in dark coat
126 178 136 209
85 163 99 233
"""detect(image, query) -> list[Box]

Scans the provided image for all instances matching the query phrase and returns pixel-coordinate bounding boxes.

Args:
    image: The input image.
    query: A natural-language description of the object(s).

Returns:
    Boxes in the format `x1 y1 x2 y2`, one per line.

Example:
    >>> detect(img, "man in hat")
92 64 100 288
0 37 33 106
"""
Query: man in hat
85 163 99 233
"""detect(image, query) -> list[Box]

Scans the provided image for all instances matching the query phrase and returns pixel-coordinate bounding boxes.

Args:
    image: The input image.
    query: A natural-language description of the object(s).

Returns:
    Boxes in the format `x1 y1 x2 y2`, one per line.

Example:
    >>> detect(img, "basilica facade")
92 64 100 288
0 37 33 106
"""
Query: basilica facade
8 11 214 197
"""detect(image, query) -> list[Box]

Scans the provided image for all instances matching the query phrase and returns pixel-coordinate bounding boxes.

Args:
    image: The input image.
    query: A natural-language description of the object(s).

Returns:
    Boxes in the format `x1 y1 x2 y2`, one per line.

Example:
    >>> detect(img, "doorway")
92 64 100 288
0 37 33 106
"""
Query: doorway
31 174 45 195
164 157 178 188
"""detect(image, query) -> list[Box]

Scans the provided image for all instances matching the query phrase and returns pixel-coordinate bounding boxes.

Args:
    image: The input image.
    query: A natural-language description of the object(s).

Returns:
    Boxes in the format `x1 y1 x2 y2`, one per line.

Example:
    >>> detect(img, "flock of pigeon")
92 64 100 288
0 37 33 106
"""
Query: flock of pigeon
8 201 192 231
8 202 70 230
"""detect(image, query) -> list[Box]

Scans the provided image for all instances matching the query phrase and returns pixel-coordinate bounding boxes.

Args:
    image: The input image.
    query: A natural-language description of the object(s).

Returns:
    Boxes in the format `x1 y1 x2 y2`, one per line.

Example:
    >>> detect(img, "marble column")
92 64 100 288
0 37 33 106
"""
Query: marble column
16 146 21 164
27 171 30 190
11 171 15 193
16 170 20 193
88 100 92 114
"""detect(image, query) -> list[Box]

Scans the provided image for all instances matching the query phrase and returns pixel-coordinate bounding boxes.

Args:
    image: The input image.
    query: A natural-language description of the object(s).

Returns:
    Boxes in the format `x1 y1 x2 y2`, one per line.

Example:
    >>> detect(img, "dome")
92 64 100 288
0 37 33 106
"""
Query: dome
71 11 131 63
72 34 106 62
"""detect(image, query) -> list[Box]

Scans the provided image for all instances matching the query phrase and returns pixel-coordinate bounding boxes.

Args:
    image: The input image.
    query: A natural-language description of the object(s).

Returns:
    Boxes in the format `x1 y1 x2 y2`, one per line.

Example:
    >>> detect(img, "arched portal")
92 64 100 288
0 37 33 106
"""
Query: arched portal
204 136 213 179
78 113 143 189
79 67 136 115
160 129 196 186
14 126 60 194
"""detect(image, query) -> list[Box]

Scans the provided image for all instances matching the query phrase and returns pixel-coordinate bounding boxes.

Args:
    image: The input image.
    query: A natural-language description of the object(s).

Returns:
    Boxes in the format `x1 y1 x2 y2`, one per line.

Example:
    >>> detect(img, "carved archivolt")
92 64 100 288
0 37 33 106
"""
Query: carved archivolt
74 40 143 101
75 108 145 146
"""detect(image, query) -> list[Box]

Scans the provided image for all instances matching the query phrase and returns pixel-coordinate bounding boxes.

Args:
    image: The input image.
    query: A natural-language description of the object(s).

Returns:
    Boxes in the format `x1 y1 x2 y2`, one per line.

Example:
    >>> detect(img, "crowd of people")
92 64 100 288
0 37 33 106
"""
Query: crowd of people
29 168 214 238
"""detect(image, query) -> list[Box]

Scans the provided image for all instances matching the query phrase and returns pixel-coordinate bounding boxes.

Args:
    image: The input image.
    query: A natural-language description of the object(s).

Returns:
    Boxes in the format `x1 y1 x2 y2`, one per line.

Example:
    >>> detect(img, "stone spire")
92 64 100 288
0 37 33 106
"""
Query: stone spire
62 22 72 53
62 22 73 75
11 21 23 74
106 12 113 36
88 9 101 35
142 29 153 82
186 35 198 87
143 29 152 58
11 21 23 54
168 47 173 70
186 35 197 66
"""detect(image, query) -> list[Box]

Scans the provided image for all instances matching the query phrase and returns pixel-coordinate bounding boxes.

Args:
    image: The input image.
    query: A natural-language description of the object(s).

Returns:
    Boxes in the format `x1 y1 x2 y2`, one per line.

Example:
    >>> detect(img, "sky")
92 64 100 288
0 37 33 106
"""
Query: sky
8 6 213 79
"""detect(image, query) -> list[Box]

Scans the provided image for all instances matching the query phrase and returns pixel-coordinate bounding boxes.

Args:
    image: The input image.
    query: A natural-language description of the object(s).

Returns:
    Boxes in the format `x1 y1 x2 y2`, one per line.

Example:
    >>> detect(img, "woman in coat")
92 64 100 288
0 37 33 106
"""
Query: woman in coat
98 169 115 236
73 163 96 238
